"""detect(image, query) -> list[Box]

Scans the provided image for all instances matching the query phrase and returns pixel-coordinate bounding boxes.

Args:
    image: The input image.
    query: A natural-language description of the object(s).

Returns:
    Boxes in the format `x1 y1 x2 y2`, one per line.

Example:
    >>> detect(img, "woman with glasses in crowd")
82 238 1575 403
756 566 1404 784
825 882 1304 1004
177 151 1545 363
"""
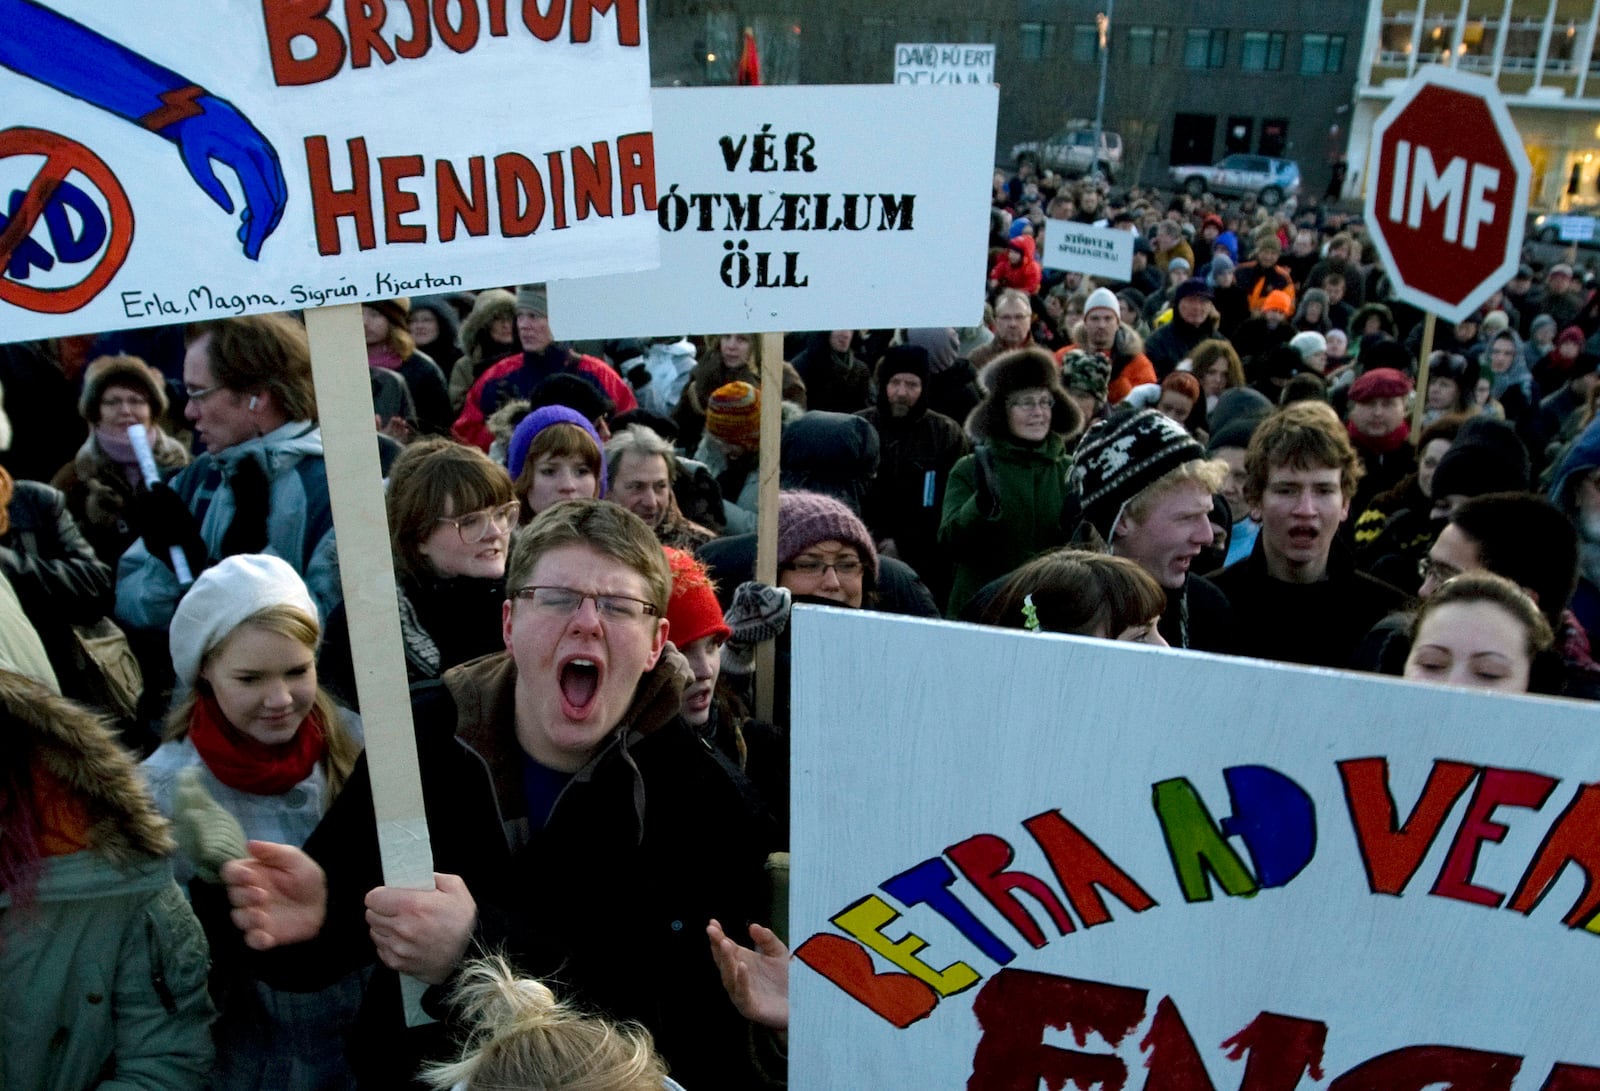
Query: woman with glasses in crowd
940 348 1083 618
319 438 518 708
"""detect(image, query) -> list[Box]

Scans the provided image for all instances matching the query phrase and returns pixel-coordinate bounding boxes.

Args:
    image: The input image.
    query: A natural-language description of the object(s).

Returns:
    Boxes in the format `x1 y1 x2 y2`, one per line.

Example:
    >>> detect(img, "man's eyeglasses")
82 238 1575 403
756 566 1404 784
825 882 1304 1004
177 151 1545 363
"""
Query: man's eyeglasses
784 557 864 577
1418 556 1462 584
510 585 660 621
436 502 520 544
183 384 227 403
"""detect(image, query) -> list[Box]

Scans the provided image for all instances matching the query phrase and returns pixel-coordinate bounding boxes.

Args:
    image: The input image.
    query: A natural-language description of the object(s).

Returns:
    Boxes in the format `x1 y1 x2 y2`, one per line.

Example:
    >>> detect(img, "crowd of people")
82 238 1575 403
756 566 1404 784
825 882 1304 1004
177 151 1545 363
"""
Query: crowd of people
3 161 1600 1089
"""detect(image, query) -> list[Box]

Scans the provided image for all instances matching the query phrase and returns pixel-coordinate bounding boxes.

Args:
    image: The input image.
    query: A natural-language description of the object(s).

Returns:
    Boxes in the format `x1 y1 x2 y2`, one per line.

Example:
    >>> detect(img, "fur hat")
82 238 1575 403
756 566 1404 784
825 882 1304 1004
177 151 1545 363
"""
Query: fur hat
777 490 878 580
705 381 761 451
972 347 1082 442
79 355 168 423
506 404 608 490
1356 335 1414 376
664 548 731 648
1349 367 1413 403
1085 286 1120 317
515 283 549 316
170 555 319 695
1059 350 1112 404
1174 278 1213 304
1067 408 1205 542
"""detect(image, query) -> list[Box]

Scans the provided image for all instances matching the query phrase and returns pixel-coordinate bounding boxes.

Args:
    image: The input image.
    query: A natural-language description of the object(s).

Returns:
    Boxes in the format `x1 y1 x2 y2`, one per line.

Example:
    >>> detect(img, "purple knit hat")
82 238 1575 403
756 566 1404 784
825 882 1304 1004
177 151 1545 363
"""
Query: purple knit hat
778 491 879 580
506 405 608 496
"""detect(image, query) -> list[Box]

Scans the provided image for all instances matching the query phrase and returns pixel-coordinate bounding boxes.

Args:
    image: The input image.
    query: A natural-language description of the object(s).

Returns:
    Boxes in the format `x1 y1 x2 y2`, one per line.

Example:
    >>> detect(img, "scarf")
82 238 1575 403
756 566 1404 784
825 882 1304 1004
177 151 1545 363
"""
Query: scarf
1347 420 1409 457
188 693 327 796
95 426 145 489
367 344 403 370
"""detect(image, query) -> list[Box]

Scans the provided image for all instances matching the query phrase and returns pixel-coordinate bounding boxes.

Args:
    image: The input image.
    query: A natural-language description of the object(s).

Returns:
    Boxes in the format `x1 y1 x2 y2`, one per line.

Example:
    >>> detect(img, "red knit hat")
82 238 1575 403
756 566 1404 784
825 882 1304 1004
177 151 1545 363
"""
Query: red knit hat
1349 367 1414 403
664 548 731 648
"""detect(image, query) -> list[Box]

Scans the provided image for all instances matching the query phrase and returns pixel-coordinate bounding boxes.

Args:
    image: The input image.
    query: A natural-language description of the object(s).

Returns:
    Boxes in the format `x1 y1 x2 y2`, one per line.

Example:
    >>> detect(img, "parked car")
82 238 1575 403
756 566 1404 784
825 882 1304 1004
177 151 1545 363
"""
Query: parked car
1169 154 1301 207
1532 211 1600 248
1010 128 1123 180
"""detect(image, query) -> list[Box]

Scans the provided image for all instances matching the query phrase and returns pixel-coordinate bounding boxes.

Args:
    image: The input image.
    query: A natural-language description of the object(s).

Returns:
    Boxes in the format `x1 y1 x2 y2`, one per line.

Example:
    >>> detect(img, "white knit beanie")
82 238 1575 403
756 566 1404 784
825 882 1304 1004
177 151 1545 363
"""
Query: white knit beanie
1085 286 1120 318
170 554 319 693
1288 331 1327 361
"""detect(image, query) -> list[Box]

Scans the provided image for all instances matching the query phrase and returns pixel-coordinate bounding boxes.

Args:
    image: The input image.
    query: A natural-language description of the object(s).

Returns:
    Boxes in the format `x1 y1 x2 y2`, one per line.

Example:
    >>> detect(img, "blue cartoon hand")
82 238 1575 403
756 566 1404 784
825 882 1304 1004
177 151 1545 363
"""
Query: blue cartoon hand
165 94 287 260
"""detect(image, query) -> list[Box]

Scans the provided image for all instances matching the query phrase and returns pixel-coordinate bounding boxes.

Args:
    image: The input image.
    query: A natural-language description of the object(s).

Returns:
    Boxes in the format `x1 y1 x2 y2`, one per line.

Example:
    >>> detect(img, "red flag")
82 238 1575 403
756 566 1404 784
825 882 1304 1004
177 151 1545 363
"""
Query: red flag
736 26 761 85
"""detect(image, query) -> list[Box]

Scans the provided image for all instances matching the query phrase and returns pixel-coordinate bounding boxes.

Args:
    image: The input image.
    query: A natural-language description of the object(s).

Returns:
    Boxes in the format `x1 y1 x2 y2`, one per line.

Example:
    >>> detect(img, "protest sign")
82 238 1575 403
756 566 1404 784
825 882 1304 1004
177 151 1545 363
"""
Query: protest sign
1039 219 1133 281
0 0 658 340
791 607 1600 1088
1556 215 1596 243
893 43 996 86
547 84 997 337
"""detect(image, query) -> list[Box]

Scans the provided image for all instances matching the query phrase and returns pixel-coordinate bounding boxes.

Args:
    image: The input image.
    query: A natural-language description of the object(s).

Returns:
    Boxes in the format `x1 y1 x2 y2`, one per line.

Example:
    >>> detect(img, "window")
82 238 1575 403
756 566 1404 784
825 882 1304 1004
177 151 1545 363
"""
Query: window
1241 31 1285 71
1300 32 1346 73
1127 26 1170 66
1071 23 1099 63
1020 22 1058 61
1184 28 1227 69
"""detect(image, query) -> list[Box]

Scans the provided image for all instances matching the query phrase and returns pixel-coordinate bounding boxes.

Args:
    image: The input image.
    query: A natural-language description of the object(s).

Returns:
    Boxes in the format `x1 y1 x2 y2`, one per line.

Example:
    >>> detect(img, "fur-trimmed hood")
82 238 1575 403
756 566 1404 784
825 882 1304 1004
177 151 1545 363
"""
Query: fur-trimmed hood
2 670 172 862
456 288 518 365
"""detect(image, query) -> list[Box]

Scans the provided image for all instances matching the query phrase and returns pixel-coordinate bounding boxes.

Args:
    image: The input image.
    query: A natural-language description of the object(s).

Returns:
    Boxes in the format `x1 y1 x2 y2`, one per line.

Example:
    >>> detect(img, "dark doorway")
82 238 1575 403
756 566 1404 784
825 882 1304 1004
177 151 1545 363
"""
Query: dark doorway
1225 116 1253 155
1260 118 1289 157
1171 113 1216 165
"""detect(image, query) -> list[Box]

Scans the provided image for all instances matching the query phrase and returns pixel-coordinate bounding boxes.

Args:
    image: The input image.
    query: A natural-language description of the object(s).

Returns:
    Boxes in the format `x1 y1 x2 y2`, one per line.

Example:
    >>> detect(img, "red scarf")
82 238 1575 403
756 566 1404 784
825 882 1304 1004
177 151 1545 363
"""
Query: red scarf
1347 420 1409 457
188 694 327 796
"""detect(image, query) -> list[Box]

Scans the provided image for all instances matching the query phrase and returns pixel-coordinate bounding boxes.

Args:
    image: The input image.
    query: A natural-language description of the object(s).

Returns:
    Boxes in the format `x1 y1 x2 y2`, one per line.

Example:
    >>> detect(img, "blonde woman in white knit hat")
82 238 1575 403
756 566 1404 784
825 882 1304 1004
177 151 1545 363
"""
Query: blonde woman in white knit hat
142 553 364 1090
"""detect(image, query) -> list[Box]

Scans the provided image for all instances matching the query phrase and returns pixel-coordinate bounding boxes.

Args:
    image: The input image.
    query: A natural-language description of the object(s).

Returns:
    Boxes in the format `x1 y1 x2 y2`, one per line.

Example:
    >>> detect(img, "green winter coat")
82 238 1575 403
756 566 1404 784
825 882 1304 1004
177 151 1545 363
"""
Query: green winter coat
939 433 1073 618
1 852 213 1090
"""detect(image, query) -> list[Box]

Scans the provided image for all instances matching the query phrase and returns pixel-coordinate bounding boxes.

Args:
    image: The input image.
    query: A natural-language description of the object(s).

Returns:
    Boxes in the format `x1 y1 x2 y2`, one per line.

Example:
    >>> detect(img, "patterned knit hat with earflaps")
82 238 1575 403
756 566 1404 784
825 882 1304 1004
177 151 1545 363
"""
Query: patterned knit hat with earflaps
1066 408 1206 542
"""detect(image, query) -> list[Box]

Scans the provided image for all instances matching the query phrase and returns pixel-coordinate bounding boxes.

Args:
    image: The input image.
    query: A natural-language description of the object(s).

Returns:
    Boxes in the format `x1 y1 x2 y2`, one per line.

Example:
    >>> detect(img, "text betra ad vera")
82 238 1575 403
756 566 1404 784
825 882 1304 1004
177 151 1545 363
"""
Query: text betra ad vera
261 0 643 87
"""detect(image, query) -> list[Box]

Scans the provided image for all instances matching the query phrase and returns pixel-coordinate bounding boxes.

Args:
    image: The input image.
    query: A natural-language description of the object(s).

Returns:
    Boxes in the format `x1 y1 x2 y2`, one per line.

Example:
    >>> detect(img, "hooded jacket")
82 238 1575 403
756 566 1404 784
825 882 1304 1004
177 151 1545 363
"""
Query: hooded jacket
2 676 213 1090
1550 418 1600 636
1059 325 1158 405
447 289 517 411
115 421 339 633
988 234 1043 294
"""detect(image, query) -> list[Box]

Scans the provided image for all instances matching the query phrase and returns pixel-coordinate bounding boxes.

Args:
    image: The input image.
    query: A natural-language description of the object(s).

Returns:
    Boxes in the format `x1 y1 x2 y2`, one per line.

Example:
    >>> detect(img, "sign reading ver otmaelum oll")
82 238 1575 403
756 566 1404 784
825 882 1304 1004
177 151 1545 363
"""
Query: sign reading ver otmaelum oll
0 0 659 342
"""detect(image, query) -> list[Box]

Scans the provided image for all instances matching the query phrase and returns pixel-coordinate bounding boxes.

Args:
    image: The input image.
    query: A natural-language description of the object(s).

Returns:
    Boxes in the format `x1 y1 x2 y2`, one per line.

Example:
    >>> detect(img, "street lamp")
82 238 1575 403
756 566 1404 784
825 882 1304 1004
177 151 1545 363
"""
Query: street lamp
1091 4 1113 182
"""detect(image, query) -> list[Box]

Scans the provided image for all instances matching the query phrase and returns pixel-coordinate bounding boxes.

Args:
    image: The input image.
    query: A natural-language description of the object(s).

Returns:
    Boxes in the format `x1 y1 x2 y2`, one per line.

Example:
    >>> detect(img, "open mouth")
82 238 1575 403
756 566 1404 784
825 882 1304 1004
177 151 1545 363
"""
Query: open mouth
559 657 601 718
1287 526 1320 546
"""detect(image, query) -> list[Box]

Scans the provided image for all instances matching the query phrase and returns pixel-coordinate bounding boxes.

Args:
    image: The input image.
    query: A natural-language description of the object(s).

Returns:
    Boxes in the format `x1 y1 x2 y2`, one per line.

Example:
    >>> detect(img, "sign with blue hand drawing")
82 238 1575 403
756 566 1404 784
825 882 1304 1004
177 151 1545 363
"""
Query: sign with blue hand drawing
0 0 658 339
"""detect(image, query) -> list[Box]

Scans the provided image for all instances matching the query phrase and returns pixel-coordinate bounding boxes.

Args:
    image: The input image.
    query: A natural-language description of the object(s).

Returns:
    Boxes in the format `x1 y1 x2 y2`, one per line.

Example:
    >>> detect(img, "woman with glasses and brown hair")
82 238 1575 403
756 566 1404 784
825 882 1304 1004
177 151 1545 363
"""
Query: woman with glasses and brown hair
319 438 518 708
939 348 1083 618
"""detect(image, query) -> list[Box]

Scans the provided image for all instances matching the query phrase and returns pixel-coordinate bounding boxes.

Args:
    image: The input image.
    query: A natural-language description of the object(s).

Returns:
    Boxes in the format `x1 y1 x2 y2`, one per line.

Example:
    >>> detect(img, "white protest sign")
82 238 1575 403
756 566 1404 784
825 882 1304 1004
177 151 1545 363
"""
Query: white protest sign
0 0 657 340
791 608 1600 1088
1039 219 1134 280
894 43 996 86
1557 216 1596 243
547 85 997 337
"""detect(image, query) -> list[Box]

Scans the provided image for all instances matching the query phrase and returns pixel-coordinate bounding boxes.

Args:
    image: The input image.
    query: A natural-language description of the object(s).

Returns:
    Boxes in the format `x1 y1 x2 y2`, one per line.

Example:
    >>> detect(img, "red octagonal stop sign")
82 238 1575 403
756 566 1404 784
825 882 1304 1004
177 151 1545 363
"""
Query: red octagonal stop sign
1364 67 1531 323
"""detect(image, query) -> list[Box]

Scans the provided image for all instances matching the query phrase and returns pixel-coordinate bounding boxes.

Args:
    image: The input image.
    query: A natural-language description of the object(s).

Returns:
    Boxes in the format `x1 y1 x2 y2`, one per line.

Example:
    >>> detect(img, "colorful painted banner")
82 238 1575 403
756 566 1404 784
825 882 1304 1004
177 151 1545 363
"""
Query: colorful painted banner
791 607 1600 1088
0 0 657 340
893 43 996 86
1039 218 1134 281
547 84 997 337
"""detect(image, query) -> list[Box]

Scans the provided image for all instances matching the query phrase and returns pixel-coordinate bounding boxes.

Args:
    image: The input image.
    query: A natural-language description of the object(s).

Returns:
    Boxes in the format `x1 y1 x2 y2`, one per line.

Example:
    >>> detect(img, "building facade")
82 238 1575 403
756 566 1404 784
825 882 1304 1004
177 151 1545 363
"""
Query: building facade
648 1 1366 194
1347 0 1600 210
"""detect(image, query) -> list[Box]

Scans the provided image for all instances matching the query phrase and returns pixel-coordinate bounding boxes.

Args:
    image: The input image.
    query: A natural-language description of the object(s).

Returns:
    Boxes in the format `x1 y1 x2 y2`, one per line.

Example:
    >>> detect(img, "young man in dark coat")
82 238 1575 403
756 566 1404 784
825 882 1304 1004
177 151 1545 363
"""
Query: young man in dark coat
1213 402 1410 669
857 345 970 604
1065 408 1235 652
222 501 779 1088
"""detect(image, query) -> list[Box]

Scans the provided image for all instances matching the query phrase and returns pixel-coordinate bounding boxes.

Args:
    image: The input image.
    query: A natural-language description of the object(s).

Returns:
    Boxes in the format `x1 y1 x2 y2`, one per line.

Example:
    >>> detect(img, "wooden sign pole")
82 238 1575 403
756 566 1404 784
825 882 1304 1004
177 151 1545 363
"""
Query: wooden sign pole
1411 311 1436 436
753 331 784 723
303 303 435 1026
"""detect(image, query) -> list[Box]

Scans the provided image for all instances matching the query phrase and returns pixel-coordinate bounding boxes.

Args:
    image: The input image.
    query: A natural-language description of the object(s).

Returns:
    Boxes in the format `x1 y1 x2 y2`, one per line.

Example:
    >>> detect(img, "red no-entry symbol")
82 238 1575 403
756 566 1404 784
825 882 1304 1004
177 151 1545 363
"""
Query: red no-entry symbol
0 127 133 314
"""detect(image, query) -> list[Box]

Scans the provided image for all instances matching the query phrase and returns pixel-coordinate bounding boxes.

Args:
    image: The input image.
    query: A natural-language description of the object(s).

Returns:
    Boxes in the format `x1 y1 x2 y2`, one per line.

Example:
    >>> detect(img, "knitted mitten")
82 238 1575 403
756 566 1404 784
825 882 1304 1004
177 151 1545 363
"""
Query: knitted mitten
172 766 248 884
721 582 791 675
